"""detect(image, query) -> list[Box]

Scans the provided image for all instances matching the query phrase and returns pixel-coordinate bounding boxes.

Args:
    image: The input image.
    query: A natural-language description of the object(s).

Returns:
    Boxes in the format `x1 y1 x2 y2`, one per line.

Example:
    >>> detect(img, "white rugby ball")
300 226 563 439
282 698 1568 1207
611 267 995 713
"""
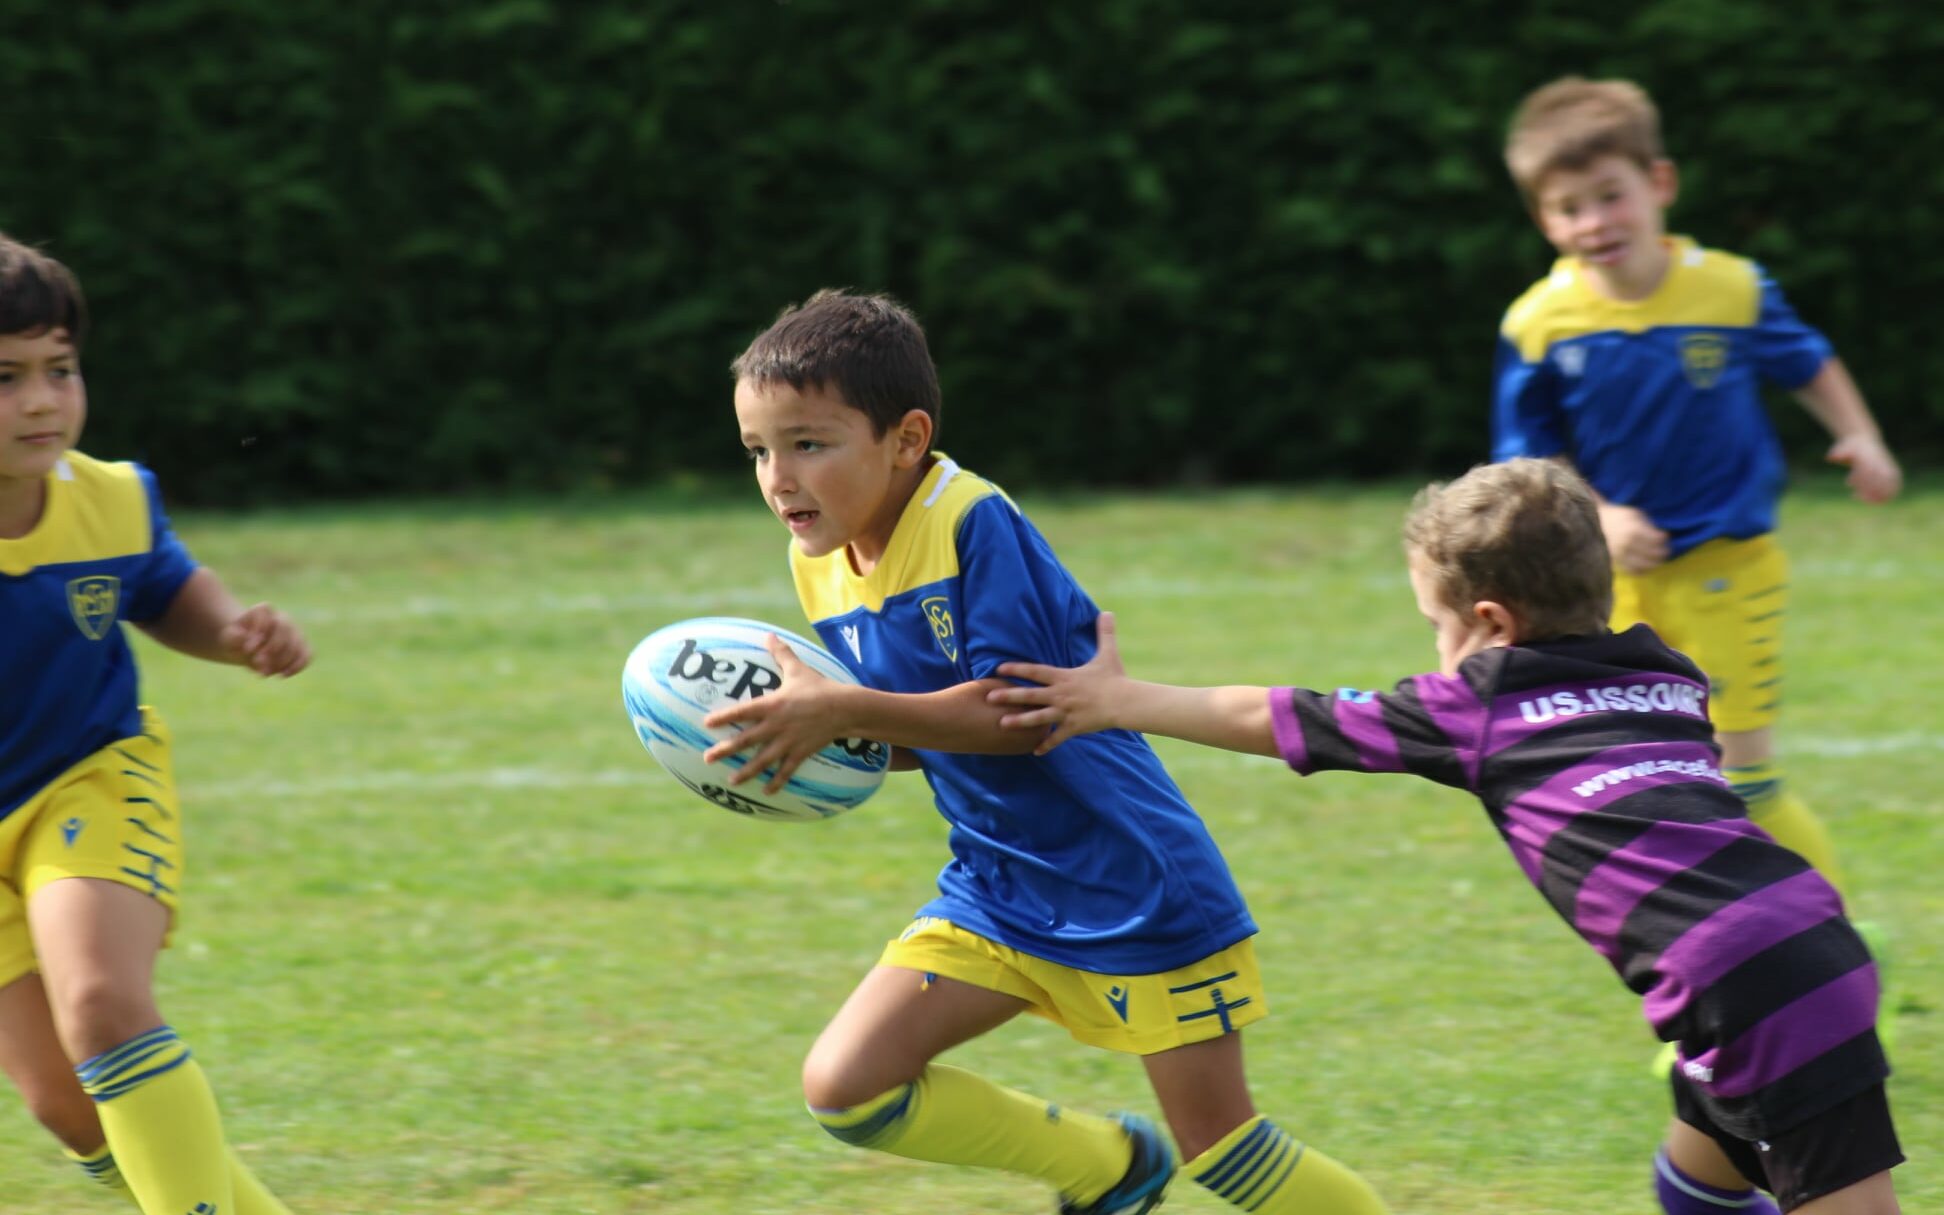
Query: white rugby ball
621 616 891 822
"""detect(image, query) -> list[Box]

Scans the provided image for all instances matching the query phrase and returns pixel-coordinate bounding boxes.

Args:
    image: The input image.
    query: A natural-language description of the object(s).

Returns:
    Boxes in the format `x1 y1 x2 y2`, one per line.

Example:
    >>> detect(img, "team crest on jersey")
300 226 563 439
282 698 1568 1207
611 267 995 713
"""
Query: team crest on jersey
1552 343 1587 377
1680 333 1730 389
66 576 121 640
920 595 957 661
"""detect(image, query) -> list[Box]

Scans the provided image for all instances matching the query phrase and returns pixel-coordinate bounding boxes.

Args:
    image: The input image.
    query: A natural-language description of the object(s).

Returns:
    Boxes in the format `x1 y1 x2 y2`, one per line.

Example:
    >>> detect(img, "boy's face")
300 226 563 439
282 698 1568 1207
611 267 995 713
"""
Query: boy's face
1532 154 1677 293
1408 553 1516 677
734 378 929 567
0 327 85 489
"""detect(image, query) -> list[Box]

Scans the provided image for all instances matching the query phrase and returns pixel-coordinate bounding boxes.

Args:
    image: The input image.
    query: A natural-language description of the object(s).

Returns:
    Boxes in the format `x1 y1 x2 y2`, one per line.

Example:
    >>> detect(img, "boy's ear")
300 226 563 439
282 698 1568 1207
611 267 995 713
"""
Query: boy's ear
1473 599 1523 647
892 408 933 467
1650 158 1679 209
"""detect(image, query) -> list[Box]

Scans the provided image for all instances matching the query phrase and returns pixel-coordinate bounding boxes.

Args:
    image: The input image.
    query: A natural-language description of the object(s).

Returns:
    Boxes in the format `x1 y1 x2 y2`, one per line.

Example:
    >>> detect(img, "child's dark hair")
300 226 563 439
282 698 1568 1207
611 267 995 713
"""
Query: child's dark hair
731 289 941 439
0 233 88 346
1404 458 1613 639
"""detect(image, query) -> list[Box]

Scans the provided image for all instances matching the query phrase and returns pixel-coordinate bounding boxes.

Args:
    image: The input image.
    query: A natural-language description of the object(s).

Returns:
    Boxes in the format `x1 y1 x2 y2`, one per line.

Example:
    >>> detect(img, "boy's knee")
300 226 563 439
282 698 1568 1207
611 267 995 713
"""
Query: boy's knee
47 980 162 1060
804 1034 925 1111
801 1046 887 1112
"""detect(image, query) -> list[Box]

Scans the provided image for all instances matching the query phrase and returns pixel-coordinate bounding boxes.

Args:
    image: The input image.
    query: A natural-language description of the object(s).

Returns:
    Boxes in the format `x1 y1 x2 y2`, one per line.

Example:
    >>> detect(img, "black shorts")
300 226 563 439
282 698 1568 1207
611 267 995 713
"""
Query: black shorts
1672 1075 1904 1212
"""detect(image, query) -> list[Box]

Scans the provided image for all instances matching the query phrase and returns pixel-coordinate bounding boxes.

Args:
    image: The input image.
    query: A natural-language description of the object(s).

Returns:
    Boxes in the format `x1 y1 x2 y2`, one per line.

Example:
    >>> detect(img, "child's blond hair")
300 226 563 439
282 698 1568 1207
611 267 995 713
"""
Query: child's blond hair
1504 76 1664 204
1404 458 1613 639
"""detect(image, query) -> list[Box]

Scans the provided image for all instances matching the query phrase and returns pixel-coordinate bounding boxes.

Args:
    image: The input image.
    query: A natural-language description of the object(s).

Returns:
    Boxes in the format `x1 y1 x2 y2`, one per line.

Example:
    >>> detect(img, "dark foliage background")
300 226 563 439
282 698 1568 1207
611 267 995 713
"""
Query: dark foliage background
3 1 1938 503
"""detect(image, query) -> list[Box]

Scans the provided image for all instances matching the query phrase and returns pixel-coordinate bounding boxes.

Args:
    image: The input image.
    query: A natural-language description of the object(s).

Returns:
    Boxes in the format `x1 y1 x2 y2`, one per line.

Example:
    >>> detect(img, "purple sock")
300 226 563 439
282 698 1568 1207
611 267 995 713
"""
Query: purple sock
1654 1149 1781 1215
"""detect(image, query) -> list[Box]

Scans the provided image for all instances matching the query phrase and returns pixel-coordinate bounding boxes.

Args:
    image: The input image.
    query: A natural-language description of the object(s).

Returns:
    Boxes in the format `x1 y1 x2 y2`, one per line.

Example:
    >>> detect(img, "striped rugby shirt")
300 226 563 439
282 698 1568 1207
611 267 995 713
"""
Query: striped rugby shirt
1269 624 1885 1138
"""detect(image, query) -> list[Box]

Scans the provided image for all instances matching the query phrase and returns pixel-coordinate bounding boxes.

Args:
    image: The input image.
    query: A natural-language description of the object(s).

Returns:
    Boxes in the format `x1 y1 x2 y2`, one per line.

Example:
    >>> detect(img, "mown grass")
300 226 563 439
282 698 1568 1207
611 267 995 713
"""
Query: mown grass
3 473 1934 1213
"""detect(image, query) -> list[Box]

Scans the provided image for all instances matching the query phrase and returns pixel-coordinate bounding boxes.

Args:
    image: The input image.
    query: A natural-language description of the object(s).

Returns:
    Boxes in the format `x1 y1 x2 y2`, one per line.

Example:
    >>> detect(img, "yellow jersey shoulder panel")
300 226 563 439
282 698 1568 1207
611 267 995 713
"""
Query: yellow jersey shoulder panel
1501 238 1761 362
0 453 152 576
792 456 1003 621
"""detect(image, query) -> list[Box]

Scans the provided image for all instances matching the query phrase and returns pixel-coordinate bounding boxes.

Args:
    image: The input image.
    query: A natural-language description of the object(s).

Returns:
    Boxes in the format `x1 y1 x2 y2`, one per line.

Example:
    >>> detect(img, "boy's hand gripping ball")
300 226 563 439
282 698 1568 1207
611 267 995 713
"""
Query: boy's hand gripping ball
622 617 889 821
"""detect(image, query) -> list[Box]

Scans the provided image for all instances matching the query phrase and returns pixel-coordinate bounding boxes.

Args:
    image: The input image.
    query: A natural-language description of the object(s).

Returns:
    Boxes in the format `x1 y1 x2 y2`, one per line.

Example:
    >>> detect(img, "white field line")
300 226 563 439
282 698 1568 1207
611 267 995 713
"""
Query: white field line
190 734 1942 802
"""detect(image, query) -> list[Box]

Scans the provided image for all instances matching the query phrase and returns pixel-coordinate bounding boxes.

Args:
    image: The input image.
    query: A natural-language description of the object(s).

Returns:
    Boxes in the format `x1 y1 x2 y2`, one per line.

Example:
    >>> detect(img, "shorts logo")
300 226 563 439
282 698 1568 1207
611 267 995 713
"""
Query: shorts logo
1679 333 1730 389
1335 688 1377 703
1104 985 1131 1023
920 596 957 661
67 576 121 641
61 817 85 846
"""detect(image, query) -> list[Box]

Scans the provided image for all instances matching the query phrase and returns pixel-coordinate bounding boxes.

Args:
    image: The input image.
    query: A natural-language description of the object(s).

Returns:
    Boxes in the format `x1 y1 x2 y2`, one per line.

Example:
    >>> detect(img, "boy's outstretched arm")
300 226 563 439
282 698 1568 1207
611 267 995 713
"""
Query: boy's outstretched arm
989 612 1279 758
702 633 1038 792
136 568 311 677
1793 358 1903 503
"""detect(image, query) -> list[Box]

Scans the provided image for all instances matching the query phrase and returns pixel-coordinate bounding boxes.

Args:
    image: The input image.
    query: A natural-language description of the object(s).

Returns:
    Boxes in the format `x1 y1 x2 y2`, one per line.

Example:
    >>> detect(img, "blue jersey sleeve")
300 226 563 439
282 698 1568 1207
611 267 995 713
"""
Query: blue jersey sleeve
122 466 198 622
952 495 1098 681
1748 269 1833 390
1491 334 1566 461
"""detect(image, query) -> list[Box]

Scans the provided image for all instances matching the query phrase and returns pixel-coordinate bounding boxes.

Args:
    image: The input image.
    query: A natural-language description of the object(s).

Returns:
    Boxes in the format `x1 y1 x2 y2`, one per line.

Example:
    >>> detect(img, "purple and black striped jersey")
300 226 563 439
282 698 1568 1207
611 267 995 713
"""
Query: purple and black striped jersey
1267 625 1884 1138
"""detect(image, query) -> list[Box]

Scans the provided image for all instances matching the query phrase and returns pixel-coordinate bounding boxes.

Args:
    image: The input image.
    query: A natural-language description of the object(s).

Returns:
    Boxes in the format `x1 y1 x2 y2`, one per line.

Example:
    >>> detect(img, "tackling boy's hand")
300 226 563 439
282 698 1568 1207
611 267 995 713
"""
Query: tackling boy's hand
220 603 311 677
701 633 841 793
1598 503 1670 574
988 611 1129 755
1826 433 1902 504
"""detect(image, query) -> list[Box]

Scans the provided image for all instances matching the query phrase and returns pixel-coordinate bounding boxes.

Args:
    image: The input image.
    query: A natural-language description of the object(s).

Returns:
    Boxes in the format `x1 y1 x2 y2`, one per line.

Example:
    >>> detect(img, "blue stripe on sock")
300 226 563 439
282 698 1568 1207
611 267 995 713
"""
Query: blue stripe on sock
1196 1119 1279 1196
76 1027 191 1102
1232 1134 1299 1210
810 1083 916 1148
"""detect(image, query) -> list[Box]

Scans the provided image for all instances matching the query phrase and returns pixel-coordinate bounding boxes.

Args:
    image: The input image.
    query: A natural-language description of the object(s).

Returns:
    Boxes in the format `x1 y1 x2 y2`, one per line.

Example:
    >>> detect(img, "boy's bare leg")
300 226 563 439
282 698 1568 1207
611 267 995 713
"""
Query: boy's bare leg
803 966 1137 1206
0 972 108 1152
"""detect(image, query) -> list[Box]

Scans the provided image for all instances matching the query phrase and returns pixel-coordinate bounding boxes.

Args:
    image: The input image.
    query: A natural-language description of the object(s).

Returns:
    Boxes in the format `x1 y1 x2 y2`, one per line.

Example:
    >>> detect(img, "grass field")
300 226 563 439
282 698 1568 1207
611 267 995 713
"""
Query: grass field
3 474 1935 1214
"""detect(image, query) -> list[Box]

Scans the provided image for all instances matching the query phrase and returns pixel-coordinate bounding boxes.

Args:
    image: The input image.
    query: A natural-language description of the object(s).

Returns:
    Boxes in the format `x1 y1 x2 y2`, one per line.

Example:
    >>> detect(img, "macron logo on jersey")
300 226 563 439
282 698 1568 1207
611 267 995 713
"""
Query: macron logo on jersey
839 624 862 663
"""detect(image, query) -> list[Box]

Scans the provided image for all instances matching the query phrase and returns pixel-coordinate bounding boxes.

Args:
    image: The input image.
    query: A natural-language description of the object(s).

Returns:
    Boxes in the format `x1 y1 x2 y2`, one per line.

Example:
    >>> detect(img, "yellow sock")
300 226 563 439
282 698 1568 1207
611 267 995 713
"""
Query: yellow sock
1728 763 1847 895
809 1063 1130 1201
70 1141 290 1215
66 1141 127 1194
228 1152 294 1215
1187 1114 1389 1213
77 1027 233 1215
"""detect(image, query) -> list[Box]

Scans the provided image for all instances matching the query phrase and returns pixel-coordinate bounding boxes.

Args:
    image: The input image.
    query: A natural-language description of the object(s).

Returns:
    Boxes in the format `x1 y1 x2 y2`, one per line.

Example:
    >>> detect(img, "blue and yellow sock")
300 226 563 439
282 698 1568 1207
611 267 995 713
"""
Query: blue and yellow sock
66 1141 126 1193
1187 1114 1389 1213
77 1026 233 1215
1726 763 1846 896
67 1140 291 1215
810 1063 1130 1203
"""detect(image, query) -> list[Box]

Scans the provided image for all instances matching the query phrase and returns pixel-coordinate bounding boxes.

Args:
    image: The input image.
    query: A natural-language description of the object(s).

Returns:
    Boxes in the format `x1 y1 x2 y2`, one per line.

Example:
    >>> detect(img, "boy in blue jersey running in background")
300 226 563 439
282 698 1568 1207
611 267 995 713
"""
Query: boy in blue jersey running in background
0 234 310 1214
1491 76 1903 909
700 289 1391 1215
987 458 1903 1215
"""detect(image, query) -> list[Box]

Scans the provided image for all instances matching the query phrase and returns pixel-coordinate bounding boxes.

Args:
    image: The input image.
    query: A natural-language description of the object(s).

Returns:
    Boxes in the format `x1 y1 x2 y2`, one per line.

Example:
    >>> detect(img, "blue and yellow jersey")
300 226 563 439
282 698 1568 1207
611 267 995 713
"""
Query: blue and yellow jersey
791 457 1256 973
0 453 197 819
1492 237 1833 555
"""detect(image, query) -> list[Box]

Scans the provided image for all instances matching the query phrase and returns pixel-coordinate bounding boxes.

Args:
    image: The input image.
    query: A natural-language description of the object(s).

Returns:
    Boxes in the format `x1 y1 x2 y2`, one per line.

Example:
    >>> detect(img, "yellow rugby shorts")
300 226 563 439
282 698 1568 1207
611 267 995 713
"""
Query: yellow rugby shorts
880 916 1267 1055
1611 536 1788 734
0 709 183 989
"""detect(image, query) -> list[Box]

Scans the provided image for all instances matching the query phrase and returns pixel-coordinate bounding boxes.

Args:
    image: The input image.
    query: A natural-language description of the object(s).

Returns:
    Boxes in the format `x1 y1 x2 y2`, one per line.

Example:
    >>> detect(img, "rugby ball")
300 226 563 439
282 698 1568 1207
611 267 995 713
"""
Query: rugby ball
621 616 890 821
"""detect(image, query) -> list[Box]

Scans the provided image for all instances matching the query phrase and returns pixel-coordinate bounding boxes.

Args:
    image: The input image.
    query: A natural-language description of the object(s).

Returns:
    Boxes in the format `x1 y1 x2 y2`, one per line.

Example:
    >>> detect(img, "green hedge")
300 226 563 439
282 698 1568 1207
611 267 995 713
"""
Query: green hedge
6 0 1938 502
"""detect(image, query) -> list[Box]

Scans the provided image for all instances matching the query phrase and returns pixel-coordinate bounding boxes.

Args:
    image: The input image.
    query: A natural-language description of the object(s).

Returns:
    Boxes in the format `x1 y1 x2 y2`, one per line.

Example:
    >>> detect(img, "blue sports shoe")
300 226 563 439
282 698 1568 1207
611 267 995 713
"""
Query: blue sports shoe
1058 1113 1175 1215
